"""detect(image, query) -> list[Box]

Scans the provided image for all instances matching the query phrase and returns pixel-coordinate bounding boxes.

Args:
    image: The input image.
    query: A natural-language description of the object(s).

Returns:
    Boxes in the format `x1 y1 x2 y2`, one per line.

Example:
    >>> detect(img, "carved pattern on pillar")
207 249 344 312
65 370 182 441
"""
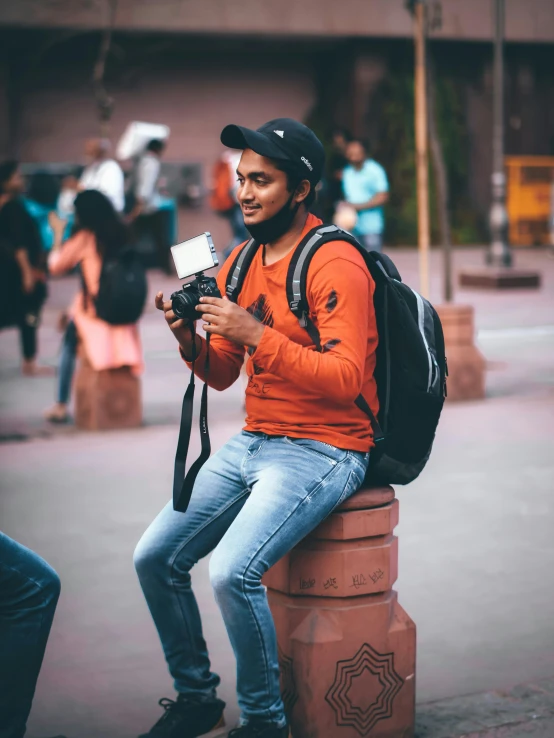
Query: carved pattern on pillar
278 645 298 717
325 642 404 735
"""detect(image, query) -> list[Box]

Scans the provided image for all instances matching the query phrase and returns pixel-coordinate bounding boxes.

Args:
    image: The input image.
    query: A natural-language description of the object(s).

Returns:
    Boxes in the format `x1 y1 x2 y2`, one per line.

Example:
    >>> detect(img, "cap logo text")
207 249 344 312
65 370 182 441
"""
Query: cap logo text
274 130 284 138
301 156 313 171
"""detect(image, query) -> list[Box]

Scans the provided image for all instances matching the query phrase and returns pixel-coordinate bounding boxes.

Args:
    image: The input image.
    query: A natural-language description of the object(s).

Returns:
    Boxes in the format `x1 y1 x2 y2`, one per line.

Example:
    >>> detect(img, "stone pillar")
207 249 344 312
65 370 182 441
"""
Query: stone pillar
436 303 486 402
264 487 416 738
75 352 142 431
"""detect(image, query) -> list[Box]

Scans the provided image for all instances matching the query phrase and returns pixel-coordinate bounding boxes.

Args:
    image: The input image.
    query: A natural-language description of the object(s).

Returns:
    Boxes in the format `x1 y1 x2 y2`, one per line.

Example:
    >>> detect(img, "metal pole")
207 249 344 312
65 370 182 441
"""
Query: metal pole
488 0 512 267
414 0 431 298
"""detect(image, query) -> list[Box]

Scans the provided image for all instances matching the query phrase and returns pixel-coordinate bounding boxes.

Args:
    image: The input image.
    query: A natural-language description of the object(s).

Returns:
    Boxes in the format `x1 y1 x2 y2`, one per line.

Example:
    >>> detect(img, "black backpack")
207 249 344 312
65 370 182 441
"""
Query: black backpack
85 248 148 326
225 224 447 486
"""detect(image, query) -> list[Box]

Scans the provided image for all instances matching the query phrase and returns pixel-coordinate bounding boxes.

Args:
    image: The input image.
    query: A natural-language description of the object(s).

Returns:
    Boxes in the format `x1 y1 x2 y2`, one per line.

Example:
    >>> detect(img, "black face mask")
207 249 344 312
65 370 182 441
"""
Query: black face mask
245 192 301 245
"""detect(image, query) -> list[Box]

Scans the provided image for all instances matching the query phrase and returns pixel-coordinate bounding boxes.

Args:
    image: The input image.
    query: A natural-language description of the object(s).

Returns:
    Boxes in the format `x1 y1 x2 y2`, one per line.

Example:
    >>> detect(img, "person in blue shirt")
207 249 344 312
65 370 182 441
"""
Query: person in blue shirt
341 139 389 252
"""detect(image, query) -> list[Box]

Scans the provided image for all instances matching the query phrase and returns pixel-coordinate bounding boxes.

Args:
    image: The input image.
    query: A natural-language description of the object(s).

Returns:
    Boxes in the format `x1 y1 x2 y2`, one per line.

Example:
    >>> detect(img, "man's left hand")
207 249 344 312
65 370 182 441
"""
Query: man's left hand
196 297 265 348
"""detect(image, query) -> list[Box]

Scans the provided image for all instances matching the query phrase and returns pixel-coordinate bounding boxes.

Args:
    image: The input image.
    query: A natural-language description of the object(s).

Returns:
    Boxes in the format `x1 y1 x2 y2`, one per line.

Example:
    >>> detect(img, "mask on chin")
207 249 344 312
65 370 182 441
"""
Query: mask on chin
245 192 301 244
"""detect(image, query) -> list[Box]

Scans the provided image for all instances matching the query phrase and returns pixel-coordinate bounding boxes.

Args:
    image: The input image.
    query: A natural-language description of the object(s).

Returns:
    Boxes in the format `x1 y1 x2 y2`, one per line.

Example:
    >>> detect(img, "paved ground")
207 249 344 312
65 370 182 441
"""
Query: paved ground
1 246 554 737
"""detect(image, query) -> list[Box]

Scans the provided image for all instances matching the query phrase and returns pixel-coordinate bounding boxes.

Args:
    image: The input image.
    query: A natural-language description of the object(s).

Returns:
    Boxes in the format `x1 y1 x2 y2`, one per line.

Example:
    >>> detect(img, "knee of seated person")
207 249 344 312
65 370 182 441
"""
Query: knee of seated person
133 538 166 580
40 564 61 607
209 552 241 596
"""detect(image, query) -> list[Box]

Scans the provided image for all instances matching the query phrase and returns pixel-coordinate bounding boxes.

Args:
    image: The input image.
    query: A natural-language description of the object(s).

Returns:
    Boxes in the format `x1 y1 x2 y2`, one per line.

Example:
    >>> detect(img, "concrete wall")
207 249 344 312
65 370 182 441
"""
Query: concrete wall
0 49 316 182
1 0 553 43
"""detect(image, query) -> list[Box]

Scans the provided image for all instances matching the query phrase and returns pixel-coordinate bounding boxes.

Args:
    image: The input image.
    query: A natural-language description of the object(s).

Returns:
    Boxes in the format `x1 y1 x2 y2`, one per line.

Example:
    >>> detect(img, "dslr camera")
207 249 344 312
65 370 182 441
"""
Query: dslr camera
170 232 221 322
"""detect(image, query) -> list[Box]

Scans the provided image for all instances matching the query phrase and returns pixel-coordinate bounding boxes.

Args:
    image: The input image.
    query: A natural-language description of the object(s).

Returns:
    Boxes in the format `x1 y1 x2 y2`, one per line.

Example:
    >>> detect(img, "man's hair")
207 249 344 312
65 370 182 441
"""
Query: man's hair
273 159 317 208
332 127 353 142
146 139 165 154
28 171 60 208
0 160 18 193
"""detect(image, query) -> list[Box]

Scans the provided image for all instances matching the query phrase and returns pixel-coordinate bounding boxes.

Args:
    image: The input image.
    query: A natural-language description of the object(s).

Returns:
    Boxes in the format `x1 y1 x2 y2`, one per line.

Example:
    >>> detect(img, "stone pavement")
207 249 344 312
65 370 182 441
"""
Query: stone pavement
0 246 553 738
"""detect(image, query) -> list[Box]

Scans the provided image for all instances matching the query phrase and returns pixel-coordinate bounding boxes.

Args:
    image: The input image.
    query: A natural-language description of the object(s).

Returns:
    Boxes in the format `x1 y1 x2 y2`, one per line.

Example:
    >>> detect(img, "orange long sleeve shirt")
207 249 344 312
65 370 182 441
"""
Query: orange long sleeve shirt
184 214 379 452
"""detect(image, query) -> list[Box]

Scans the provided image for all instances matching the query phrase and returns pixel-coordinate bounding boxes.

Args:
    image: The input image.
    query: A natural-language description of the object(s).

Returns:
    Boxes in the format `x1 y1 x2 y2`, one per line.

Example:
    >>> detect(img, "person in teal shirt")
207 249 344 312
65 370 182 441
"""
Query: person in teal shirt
23 171 61 252
342 139 389 252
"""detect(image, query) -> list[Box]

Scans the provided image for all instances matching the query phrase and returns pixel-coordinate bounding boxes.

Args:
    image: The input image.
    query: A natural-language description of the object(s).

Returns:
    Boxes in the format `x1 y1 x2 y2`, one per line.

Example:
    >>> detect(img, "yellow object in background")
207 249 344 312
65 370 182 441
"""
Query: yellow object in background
505 156 554 246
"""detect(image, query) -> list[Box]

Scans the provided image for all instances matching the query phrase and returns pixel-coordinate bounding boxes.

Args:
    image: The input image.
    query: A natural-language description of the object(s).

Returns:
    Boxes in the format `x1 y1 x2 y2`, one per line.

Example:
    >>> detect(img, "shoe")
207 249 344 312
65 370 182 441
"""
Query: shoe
139 695 226 737
228 723 290 737
44 404 70 424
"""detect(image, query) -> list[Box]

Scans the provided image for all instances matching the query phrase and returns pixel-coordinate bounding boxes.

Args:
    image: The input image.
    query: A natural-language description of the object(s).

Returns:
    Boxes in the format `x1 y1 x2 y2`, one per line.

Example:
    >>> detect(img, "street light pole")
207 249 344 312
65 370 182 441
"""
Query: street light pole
488 0 512 267
413 0 431 298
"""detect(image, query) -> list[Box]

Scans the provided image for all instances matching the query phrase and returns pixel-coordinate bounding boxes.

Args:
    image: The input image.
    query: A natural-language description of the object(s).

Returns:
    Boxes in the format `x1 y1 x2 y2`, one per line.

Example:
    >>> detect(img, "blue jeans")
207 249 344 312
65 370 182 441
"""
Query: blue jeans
0 533 61 738
134 431 369 727
57 320 78 404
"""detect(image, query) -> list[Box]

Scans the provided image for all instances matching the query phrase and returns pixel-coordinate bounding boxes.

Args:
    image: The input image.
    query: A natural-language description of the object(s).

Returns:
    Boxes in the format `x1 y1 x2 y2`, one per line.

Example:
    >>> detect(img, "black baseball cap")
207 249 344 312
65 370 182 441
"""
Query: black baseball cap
220 118 325 186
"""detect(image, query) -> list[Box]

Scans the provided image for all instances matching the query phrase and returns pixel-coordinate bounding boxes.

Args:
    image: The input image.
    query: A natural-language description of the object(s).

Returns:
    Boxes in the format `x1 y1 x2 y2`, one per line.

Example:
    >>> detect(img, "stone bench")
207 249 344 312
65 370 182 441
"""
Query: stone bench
74 351 142 431
264 486 415 738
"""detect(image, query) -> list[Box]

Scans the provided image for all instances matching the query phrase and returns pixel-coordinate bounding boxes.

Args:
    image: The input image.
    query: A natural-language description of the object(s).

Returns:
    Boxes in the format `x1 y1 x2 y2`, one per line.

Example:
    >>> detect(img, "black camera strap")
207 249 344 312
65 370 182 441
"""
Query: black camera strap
173 324 212 513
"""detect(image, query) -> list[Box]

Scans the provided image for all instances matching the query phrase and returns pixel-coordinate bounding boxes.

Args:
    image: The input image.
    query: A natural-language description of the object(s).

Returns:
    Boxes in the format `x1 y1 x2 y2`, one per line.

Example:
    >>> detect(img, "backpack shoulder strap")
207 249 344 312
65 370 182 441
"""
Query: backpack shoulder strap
286 224 368 324
225 238 259 303
286 223 385 443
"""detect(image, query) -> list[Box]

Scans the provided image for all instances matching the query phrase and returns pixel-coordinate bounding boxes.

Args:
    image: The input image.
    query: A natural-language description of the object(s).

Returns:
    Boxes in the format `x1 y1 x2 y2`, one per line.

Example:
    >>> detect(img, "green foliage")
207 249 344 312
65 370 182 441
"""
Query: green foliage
373 48 485 245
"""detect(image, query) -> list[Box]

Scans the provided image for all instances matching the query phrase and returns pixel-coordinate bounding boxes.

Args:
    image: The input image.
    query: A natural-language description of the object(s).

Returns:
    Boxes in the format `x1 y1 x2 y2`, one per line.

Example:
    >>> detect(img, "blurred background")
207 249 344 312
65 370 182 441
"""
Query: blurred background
1 1 554 737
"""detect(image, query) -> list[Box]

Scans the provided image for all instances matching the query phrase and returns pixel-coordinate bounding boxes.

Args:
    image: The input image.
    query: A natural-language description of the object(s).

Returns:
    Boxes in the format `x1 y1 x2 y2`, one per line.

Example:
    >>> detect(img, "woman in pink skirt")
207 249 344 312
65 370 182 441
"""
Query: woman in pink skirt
45 190 143 423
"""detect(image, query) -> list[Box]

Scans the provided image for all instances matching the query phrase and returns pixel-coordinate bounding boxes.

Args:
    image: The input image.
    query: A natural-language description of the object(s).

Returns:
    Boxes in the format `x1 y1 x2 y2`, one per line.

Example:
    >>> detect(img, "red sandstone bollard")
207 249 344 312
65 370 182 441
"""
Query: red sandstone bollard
435 303 486 402
74 351 142 431
264 487 416 738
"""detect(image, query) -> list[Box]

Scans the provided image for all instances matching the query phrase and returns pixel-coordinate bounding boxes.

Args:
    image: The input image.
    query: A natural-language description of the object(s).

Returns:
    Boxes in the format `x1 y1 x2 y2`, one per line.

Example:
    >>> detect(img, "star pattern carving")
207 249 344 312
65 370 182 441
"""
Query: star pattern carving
325 642 403 735
278 645 298 717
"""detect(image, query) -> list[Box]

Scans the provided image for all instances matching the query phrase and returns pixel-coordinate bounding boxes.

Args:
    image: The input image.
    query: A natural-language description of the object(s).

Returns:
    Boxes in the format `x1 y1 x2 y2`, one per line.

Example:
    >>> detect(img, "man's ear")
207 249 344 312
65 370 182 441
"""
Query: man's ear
294 179 311 205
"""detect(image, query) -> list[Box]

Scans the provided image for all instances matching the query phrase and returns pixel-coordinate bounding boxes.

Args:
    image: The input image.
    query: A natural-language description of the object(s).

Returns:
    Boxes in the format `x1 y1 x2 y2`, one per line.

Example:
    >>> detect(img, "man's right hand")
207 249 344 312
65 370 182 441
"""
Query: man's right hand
155 292 197 355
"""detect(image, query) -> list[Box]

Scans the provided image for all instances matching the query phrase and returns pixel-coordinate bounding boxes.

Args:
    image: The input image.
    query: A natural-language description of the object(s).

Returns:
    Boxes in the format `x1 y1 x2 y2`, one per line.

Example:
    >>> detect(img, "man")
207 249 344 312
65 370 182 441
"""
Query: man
342 138 389 252
0 161 50 376
68 138 125 213
0 533 65 738
134 118 379 738
128 139 172 273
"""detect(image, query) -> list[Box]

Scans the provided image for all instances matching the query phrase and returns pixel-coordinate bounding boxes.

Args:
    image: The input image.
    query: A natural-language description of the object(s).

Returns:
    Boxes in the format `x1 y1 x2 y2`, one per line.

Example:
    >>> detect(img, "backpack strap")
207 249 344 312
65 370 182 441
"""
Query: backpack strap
225 238 259 302
286 223 385 443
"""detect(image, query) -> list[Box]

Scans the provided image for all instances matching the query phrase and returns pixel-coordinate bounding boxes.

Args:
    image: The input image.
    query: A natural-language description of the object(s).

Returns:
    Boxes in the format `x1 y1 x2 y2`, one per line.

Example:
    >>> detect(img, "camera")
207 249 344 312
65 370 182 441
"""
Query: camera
171 275 221 322
169 232 221 322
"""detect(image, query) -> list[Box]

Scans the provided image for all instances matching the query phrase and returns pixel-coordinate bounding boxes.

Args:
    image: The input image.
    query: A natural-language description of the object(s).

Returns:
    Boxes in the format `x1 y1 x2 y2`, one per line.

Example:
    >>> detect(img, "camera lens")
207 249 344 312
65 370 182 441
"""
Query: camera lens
172 288 199 322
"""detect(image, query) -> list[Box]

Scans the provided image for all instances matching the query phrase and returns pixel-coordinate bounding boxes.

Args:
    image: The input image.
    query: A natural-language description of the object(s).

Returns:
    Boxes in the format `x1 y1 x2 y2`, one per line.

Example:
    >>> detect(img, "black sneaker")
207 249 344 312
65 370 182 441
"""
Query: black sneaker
138 695 226 737
228 723 290 738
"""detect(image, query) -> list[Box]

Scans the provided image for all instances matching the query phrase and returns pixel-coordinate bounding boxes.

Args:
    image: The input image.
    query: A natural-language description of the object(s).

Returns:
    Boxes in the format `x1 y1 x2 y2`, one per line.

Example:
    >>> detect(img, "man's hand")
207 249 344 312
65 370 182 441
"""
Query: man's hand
196 296 265 349
155 291 196 352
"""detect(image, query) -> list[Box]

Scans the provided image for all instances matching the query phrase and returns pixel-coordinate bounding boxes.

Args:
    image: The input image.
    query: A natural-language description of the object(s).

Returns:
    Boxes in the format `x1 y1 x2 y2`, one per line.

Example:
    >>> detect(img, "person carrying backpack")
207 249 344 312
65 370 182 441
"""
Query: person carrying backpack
135 118 386 738
44 189 145 424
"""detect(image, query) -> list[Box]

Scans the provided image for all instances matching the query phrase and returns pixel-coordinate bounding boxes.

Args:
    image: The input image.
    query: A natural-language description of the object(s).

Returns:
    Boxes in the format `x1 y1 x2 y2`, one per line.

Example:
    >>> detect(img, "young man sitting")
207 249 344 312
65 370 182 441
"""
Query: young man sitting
134 118 379 738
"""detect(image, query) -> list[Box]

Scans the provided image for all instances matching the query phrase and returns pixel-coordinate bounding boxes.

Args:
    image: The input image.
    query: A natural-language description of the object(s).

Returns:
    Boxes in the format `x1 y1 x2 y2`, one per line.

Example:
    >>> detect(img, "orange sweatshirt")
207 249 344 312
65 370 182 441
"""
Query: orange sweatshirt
184 213 379 452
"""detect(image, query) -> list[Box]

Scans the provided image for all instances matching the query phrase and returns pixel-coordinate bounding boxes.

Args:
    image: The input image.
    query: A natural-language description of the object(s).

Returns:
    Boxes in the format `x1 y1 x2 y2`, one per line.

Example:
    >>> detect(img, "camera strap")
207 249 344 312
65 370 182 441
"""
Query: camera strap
172 324 212 513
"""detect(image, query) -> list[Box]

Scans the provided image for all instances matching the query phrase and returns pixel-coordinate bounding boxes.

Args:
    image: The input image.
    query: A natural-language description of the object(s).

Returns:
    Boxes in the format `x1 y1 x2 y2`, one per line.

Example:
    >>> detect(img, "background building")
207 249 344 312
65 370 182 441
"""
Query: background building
0 0 553 244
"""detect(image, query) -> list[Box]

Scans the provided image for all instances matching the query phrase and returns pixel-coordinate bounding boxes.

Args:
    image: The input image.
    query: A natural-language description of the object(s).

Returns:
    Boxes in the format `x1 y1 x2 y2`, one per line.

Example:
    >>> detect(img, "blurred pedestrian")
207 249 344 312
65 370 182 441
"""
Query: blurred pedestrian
44 190 143 424
549 175 554 256
0 532 66 738
59 139 125 215
342 138 389 252
127 139 173 273
24 171 61 252
0 161 50 376
209 150 249 259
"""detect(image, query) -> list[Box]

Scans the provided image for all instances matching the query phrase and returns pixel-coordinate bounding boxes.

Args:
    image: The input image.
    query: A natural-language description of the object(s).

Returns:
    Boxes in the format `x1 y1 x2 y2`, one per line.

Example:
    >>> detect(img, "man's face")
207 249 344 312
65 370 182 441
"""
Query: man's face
3 168 24 195
346 141 366 167
84 138 101 162
236 149 293 226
